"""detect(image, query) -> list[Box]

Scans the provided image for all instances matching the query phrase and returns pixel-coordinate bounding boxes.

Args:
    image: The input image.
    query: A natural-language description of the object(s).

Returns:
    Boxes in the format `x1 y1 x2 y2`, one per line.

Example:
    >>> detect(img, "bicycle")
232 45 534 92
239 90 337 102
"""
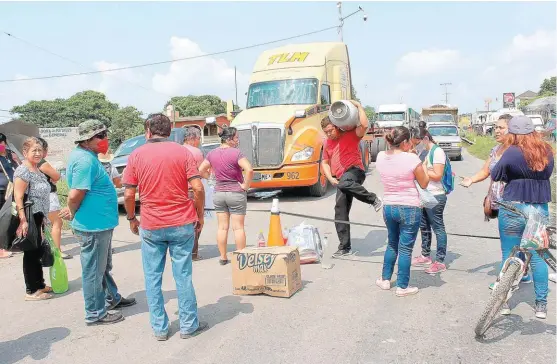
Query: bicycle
474 201 556 337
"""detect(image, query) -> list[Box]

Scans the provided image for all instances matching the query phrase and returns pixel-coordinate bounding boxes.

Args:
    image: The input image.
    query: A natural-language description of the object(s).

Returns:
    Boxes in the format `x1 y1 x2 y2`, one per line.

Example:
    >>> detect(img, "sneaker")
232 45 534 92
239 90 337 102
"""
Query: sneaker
375 278 391 290
500 302 511 315
535 301 547 319
395 286 419 297
113 297 137 309
372 197 383 212
180 321 209 339
425 262 447 275
411 255 432 266
333 249 351 257
155 333 169 341
86 312 125 326
549 273 557 283
521 274 532 284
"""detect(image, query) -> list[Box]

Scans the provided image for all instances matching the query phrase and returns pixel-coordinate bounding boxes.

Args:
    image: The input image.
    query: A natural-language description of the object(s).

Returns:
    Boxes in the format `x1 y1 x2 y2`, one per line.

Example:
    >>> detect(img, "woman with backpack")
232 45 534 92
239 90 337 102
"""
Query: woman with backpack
411 128 450 274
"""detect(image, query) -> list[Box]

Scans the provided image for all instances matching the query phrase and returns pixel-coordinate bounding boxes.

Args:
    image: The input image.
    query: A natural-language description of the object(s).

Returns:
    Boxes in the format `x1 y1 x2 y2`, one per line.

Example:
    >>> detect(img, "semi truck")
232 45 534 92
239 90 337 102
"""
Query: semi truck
228 42 369 197
422 104 459 126
366 104 420 162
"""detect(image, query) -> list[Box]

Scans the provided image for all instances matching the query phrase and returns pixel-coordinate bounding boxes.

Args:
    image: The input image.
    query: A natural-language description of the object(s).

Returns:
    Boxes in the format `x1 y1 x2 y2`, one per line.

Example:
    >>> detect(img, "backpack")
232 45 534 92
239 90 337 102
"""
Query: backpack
428 144 455 195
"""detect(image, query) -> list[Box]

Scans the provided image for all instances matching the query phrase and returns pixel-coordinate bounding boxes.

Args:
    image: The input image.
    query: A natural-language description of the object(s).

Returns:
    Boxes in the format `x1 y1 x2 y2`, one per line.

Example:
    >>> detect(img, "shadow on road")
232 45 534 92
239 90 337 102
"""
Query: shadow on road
467 261 499 277
352 229 388 257
476 315 556 344
0 327 71 364
247 183 336 205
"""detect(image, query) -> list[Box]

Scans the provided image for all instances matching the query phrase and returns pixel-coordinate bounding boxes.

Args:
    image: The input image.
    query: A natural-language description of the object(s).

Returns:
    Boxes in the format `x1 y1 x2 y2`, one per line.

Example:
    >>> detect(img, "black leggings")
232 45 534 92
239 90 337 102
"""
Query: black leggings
22 213 45 294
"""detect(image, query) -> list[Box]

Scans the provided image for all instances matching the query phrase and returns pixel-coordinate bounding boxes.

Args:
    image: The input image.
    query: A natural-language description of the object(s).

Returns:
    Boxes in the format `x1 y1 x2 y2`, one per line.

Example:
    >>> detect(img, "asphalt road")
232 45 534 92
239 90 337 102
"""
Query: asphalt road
0 149 555 364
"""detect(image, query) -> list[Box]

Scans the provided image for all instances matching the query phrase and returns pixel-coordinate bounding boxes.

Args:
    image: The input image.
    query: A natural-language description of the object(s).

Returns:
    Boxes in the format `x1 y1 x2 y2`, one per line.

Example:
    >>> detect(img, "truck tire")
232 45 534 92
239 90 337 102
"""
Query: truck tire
375 137 387 155
370 138 380 162
308 151 329 197
360 140 370 171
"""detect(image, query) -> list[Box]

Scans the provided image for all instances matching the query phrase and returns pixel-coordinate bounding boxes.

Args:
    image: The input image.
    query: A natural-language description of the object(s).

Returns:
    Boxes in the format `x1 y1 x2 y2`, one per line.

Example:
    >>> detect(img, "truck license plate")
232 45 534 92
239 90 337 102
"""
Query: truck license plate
260 174 272 181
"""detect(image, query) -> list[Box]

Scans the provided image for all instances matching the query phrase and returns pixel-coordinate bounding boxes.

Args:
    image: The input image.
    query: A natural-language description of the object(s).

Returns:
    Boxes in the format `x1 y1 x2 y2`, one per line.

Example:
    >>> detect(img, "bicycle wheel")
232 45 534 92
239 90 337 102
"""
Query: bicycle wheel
475 260 522 337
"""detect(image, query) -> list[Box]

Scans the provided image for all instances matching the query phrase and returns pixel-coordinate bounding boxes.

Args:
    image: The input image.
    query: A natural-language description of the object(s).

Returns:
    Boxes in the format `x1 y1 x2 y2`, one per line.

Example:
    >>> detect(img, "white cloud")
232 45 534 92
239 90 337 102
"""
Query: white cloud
502 30 556 63
152 37 249 105
396 49 462 77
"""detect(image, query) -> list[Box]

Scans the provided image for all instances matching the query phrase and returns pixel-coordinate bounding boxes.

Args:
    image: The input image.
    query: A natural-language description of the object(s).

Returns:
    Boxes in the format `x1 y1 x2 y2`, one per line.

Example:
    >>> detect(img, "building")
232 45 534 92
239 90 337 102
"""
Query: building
516 90 538 105
165 105 230 144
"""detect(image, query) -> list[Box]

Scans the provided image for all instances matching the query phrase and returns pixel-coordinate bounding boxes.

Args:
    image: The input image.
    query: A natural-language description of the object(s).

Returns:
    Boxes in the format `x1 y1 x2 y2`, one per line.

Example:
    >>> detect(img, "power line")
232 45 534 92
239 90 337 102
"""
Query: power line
0 25 338 83
2 31 172 98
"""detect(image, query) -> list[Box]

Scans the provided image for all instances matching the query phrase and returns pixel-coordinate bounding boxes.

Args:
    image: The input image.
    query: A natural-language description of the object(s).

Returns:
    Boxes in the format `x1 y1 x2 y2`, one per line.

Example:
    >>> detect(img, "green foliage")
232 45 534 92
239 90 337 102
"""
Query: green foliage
539 76 556 96
56 180 71 230
350 84 360 103
364 106 375 121
109 106 145 149
165 95 226 117
462 131 497 160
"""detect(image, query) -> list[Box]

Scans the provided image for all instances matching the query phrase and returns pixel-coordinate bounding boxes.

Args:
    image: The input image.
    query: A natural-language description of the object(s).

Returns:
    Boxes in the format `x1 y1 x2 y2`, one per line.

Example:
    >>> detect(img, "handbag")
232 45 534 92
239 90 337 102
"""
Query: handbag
483 181 498 221
414 180 439 209
10 201 39 252
40 238 54 267
0 198 19 250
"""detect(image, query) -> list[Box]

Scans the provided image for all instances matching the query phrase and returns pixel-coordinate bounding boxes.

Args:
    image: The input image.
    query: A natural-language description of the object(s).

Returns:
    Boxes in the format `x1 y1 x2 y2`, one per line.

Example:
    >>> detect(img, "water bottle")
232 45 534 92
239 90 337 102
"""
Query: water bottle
320 236 335 269
328 100 359 131
257 231 266 248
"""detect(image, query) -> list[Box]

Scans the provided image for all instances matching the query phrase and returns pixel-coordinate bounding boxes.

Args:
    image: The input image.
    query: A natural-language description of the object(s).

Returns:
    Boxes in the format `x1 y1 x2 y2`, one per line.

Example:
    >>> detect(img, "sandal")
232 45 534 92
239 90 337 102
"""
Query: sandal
61 252 72 260
219 259 229 266
192 254 203 261
25 291 53 301
40 286 53 293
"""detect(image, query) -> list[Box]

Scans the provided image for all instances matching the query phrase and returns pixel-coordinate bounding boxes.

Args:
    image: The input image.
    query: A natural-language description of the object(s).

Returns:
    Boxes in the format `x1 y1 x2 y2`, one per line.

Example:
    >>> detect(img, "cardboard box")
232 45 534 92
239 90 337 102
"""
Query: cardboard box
232 246 302 298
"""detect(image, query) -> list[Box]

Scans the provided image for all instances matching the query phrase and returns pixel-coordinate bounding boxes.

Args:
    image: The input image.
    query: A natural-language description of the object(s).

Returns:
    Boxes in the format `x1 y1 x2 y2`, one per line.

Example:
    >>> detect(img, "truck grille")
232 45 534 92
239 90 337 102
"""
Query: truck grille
237 125 283 168
438 142 451 149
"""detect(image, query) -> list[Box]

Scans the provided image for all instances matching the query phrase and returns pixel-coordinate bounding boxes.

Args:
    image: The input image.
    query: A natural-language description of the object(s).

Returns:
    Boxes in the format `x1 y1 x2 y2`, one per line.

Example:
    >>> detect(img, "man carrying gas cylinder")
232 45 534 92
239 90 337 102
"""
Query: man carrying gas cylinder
321 100 383 257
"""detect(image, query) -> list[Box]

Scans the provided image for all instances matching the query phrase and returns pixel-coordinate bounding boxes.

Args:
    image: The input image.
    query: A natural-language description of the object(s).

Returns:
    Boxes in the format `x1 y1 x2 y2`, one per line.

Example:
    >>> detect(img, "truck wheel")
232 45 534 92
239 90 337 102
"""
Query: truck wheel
376 137 387 154
308 150 328 197
360 141 370 171
370 139 380 162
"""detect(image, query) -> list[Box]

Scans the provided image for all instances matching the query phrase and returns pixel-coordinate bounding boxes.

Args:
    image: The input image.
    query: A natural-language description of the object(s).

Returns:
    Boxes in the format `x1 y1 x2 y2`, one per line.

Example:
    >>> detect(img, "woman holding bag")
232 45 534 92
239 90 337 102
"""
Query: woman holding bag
13 137 52 301
375 126 429 296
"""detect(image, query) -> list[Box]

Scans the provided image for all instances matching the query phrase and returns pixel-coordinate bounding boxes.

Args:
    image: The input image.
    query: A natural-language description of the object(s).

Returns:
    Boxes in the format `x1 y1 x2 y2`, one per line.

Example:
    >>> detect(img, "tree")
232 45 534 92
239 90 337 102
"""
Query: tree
350 84 361 103
539 76 556 96
11 90 119 128
109 106 145 149
164 95 226 117
364 106 375 121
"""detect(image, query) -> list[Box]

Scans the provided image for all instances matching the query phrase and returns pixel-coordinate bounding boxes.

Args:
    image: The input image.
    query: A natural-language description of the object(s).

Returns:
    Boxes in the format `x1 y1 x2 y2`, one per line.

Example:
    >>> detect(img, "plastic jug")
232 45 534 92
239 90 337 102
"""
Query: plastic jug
320 236 335 269
328 100 359 131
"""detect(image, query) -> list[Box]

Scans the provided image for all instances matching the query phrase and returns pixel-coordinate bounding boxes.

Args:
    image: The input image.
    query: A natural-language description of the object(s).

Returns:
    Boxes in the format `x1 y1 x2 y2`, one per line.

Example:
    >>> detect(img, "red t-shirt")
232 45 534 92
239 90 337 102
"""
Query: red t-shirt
122 139 200 230
323 130 364 177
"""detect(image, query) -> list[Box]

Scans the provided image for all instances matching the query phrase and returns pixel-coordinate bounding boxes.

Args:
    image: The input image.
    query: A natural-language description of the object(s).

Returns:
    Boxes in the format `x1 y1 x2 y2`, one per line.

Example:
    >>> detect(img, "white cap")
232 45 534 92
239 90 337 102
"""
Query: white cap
271 198 280 213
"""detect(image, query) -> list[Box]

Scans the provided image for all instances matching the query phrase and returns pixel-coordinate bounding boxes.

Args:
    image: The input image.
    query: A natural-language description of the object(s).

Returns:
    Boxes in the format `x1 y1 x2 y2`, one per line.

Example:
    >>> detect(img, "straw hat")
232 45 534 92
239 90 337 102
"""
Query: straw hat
98 152 114 163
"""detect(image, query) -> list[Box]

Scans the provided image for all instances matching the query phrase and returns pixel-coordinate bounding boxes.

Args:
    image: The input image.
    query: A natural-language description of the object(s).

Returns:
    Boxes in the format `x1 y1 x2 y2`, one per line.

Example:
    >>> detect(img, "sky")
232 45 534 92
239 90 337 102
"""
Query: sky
0 1 555 120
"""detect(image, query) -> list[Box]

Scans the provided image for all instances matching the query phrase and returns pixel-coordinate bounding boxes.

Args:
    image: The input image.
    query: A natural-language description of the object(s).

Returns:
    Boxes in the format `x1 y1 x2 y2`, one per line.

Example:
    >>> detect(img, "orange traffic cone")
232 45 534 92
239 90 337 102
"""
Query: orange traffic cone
267 198 285 246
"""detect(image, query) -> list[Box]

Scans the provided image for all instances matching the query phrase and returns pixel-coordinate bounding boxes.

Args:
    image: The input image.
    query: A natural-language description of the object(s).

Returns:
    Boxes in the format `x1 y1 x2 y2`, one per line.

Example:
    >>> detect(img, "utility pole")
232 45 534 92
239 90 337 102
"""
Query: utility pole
234 66 238 110
440 82 452 104
337 2 367 42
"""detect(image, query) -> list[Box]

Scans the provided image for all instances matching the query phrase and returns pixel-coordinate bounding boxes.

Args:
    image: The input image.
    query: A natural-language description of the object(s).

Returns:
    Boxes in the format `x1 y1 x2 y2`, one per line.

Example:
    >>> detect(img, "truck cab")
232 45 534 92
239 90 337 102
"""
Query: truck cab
230 42 365 197
426 123 463 161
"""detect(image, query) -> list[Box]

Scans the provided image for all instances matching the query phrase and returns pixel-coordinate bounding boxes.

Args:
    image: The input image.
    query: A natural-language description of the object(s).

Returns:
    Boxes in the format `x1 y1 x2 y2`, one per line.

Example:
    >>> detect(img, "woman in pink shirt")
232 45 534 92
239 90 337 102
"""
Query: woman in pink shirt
375 126 429 297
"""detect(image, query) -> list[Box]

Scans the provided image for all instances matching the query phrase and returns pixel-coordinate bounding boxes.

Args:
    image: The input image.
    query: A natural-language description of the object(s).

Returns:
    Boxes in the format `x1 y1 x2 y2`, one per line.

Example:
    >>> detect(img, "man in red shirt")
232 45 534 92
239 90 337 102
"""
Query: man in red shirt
122 113 208 341
321 100 382 257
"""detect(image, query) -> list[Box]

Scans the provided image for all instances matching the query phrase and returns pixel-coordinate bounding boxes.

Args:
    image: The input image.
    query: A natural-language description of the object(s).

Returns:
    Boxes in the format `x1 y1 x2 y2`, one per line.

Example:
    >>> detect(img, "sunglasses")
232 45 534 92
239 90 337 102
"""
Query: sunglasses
94 131 108 140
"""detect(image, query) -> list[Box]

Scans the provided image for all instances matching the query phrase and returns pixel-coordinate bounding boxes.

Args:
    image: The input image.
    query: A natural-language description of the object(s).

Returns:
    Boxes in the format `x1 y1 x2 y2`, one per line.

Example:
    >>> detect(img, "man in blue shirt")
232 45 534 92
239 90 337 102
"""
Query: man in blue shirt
60 120 135 325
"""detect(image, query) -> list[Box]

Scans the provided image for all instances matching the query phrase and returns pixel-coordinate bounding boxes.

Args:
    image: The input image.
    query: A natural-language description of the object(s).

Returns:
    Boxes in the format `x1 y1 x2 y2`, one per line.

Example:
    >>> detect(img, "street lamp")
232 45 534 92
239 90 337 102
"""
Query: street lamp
337 2 367 42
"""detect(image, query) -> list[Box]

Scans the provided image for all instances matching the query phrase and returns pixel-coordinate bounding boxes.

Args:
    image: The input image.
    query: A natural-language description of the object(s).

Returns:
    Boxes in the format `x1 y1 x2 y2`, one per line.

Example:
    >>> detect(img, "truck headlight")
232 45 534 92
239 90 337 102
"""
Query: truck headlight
291 147 314 161
453 142 462 147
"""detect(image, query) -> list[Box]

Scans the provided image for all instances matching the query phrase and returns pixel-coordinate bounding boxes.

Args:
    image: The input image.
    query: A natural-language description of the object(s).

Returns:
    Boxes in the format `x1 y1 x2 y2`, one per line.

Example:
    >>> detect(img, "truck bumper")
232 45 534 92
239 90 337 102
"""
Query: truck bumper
251 162 320 189
440 147 462 159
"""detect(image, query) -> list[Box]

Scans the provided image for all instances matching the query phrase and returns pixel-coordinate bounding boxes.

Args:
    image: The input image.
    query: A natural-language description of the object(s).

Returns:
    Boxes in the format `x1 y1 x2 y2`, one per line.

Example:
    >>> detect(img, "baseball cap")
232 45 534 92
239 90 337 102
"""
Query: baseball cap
508 115 534 135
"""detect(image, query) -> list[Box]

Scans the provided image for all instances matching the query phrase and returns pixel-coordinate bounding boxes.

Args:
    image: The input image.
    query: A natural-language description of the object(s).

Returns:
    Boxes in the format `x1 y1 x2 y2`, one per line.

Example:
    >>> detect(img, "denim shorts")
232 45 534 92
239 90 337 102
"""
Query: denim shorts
213 191 247 215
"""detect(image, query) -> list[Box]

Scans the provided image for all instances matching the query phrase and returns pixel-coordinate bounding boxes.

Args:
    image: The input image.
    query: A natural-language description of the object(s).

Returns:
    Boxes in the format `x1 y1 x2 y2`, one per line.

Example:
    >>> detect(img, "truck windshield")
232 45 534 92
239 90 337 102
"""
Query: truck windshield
247 78 318 108
428 114 454 123
377 112 405 121
428 126 459 136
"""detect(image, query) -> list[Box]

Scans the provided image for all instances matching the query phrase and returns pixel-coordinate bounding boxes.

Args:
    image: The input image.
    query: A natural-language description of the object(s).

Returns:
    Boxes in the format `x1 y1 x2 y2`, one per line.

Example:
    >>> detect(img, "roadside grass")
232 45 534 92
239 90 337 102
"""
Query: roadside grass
56 180 71 231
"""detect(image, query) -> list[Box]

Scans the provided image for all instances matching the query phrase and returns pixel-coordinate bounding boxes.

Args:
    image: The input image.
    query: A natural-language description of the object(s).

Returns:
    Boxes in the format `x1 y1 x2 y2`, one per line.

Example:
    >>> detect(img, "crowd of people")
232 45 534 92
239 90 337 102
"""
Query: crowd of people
0 101 554 338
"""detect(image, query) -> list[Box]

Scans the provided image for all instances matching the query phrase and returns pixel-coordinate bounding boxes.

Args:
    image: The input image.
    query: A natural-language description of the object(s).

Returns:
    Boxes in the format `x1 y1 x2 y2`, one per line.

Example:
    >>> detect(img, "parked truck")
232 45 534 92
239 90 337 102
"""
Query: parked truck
229 42 369 196
366 103 420 162
422 104 459 126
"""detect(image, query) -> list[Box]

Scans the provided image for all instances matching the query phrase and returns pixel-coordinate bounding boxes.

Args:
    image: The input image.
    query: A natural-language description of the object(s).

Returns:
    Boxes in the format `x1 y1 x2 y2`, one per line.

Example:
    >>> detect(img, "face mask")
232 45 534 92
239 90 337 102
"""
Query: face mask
97 139 109 154
0 145 6 153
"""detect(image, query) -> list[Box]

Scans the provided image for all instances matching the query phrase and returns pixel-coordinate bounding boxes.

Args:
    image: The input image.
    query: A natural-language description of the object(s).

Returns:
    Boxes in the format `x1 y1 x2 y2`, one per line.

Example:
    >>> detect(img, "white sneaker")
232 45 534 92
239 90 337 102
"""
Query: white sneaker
375 278 391 290
396 286 419 297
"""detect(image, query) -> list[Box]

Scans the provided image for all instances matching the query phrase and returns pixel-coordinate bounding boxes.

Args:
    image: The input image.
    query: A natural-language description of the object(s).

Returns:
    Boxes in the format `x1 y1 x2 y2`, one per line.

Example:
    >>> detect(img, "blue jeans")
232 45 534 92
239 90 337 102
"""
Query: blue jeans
498 202 549 304
420 194 448 262
382 205 422 289
104 241 122 309
74 228 121 323
140 223 199 336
